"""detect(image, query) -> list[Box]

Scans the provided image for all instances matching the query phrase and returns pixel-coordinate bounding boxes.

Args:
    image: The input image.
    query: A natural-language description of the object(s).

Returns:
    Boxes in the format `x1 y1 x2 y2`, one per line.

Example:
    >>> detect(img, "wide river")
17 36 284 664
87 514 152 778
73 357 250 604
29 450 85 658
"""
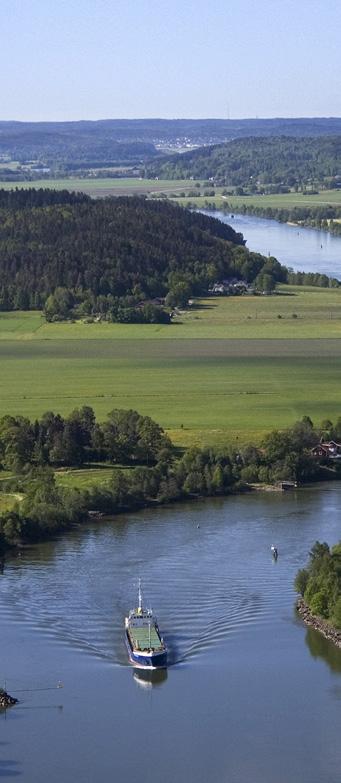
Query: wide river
205 211 341 279
1 487 341 782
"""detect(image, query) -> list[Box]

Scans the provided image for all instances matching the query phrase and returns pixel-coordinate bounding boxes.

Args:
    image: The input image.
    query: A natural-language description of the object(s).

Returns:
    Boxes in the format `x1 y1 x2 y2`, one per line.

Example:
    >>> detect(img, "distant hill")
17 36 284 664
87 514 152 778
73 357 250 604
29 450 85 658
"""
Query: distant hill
1 118 341 173
0 126 160 170
147 135 341 188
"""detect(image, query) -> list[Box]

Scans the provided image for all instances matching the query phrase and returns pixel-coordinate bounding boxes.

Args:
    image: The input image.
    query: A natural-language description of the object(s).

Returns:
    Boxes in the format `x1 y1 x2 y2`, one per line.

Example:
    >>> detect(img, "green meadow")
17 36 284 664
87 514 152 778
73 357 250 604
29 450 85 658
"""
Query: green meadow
174 189 341 211
1 177 341 209
0 286 341 448
1 287 341 340
0 177 196 197
55 466 124 490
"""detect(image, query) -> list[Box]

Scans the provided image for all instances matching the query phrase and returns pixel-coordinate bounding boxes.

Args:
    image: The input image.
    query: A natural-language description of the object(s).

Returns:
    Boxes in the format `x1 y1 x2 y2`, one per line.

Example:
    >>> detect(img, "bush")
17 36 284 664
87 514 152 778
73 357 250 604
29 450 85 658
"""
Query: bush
309 591 329 618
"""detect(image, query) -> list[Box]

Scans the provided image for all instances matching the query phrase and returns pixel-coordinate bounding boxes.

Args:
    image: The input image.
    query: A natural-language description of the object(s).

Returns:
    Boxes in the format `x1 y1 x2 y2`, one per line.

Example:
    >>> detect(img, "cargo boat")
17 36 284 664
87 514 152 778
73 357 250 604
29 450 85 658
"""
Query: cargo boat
125 581 167 669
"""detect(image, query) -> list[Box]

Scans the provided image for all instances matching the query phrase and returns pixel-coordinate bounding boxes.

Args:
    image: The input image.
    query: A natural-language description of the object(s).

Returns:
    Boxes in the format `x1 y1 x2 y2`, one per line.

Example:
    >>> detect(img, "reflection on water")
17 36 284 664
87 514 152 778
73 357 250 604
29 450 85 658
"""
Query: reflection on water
305 626 341 673
133 668 168 689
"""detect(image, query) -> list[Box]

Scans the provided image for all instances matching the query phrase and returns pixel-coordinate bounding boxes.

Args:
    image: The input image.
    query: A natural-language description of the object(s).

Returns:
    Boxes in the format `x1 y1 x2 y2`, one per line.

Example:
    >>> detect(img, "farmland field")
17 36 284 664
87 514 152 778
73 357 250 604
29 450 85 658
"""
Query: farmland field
2 287 341 340
174 189 341 210
1 177 341 209
1 288 341 447
0 177 197 197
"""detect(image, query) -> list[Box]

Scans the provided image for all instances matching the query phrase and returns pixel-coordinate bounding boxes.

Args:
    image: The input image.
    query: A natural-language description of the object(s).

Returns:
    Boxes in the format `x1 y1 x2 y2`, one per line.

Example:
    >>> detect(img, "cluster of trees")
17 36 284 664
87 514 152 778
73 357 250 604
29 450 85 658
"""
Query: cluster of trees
148 136 341 190
0 407 172 472
44 290 171 324
1 190 295 317
239 415 341 485
286 270 340 288
295 541 341 628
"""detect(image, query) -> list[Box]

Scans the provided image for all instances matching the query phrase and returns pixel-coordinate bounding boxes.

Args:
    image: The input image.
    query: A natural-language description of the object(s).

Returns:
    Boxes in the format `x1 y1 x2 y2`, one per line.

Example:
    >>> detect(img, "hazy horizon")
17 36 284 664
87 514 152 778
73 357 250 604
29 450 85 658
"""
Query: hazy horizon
1 115 341 124
1 0 340 122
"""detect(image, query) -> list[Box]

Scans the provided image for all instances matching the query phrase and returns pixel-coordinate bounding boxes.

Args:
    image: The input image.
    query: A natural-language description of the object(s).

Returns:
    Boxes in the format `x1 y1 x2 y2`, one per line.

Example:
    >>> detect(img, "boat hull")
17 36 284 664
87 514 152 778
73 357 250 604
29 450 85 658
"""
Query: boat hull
125 631 167 669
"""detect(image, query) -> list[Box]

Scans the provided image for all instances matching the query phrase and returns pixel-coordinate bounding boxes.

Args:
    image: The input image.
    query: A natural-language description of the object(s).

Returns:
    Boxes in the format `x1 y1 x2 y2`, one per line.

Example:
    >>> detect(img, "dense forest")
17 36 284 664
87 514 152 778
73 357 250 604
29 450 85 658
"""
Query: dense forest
1 410 339 555
295 541 341 629
148 136 341 189
0 189 298 318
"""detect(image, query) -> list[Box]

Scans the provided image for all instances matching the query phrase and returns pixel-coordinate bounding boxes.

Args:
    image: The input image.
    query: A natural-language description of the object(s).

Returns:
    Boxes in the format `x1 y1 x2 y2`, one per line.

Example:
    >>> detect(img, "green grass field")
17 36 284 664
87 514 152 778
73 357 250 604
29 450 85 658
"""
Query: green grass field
174 189 341 210
1 287 341 341
55 466 119 490
2 177 340 212
0 288 341 447
0 177 196 197
0 493 21 512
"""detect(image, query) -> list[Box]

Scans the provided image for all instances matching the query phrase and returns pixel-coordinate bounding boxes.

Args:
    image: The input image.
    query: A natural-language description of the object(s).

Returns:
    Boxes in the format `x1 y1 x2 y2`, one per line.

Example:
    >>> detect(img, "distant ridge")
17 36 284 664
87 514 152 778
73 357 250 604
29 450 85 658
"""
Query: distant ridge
1 117 341 143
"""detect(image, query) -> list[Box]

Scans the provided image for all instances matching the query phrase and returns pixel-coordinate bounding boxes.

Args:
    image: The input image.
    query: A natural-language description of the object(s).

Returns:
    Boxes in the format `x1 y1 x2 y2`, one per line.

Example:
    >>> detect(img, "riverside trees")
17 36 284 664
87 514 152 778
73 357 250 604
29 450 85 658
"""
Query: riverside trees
0 412 340 554
295 541 341 628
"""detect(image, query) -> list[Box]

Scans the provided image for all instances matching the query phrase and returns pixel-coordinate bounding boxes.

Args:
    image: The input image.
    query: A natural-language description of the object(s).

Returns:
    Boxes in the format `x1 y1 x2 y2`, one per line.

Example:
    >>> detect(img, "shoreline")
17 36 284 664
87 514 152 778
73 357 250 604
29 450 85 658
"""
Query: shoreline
296 597 341 649
0 479 333 561
192 201 341 238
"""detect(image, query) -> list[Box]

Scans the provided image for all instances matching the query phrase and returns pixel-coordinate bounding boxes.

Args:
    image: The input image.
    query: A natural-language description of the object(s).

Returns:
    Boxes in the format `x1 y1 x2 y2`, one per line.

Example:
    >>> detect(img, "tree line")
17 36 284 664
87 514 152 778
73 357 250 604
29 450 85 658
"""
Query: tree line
0 407 172 472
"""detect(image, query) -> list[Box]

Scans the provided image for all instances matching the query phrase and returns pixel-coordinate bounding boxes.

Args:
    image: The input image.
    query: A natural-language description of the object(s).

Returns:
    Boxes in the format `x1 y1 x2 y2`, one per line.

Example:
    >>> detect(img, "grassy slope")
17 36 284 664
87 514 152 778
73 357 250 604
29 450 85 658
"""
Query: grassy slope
1 287 341 448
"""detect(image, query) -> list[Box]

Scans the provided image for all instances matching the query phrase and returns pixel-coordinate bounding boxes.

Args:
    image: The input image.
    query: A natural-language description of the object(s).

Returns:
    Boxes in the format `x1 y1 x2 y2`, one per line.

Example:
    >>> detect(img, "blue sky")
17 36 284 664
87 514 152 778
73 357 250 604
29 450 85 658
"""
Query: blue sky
1 0 340 120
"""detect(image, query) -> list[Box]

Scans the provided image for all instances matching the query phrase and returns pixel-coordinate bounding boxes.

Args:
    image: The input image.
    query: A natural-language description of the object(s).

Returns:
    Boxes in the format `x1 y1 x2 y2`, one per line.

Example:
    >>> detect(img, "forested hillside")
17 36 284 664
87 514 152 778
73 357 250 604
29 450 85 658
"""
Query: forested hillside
0 126 160 170
0 189 287 318
148 136 341 188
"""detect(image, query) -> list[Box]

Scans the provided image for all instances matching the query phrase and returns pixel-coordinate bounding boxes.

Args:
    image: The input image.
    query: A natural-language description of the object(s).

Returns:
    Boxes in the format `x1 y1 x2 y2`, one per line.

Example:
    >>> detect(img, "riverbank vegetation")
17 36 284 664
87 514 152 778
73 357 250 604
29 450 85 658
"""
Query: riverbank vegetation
146 135 341 236
295 541 341 629
1 409 340 555
216 200 341 238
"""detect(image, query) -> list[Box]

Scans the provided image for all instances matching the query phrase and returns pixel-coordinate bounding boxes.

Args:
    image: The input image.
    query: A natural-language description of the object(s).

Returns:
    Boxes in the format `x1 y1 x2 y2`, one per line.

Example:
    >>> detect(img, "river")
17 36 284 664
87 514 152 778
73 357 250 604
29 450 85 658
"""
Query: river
1 487 341 782
205 211 341 279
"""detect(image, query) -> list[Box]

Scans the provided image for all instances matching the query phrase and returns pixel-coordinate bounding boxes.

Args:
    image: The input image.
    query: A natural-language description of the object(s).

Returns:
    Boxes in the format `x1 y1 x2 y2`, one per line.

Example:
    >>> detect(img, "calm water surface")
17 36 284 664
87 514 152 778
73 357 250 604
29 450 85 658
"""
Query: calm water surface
207 211 341 279
1 487 341 782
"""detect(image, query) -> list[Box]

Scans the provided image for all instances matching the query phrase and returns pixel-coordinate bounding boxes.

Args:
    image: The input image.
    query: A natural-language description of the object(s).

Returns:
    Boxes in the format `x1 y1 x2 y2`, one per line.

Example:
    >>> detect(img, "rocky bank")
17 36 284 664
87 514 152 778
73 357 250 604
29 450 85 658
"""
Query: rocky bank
296 598 341 649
